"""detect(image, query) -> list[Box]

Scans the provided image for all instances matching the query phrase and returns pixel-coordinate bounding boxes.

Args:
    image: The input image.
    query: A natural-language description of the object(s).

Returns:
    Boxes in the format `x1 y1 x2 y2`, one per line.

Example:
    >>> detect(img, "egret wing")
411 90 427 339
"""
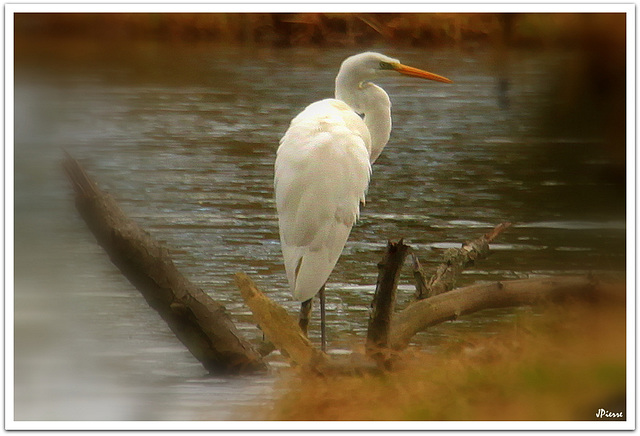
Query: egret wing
275 99 372 302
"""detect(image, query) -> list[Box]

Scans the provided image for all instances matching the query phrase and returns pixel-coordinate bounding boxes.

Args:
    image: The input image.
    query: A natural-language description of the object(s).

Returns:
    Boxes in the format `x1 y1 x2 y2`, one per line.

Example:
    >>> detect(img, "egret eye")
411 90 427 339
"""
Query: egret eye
379 61 393 70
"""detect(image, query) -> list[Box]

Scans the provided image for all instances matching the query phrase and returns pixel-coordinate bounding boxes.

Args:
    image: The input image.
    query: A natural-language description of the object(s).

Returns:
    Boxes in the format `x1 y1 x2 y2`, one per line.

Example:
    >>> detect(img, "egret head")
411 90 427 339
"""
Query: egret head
339 51 452 84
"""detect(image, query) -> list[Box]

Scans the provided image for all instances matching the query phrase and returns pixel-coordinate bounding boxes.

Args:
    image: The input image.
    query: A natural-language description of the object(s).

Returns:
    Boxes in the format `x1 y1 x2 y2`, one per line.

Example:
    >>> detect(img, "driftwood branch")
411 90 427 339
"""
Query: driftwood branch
390 275 620 350
235 273 389 375
366 240 410 367
364 224 512 360
235 272 327 370
63 154 266 374
415 222 512 299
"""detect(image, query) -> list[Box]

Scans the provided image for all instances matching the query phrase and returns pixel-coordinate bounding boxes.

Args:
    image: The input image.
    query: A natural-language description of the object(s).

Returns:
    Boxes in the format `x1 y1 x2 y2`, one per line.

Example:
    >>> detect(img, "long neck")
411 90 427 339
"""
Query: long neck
336 74 391 164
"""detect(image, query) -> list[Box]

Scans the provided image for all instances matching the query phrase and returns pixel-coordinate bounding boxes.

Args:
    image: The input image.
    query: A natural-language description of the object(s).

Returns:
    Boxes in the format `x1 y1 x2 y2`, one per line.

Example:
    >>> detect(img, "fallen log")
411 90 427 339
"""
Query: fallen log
63 154 266 374
390 275 622 350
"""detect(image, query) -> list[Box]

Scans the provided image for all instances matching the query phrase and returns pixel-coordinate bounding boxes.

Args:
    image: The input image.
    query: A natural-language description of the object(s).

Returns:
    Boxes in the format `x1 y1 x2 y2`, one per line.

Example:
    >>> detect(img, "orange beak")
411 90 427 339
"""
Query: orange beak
393 63 453 84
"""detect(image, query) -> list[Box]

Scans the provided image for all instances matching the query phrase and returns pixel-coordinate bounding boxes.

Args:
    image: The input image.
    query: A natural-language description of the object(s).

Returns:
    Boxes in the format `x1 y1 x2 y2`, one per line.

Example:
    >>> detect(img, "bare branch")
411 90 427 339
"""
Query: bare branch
410 252 430 300
366 240 410 368
390 275 619 350
415 222 512 299
235 272 328 371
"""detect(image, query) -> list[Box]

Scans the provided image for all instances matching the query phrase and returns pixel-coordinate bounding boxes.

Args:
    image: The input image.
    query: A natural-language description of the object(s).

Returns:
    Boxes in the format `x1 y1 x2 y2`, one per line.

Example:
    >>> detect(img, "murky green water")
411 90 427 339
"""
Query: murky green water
13 41 625 421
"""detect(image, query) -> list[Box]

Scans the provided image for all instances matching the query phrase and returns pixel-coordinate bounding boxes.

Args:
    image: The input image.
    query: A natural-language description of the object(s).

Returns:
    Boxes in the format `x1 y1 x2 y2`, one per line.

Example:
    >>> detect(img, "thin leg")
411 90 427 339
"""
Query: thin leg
319 285 326 352
299 298 313 336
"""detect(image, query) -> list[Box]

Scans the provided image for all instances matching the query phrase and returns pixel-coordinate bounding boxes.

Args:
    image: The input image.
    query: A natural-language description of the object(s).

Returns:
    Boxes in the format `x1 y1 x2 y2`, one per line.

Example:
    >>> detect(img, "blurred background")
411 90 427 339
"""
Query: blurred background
13 12 627 421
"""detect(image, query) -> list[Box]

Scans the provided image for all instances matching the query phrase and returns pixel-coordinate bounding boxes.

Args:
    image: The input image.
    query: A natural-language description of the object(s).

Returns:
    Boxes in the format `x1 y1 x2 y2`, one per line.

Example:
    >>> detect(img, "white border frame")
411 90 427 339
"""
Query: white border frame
4 3 636 431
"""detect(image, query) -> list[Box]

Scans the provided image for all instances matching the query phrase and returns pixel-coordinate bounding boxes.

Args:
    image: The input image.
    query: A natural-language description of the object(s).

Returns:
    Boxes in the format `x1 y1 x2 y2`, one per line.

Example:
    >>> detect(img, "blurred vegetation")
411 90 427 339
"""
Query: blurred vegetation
262 298 625 421
13 13 625 49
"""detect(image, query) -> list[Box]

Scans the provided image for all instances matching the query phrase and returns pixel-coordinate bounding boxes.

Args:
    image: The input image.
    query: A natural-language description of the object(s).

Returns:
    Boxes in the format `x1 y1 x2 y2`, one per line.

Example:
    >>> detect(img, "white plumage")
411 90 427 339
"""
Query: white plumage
275 99 372 301
274 52 451 307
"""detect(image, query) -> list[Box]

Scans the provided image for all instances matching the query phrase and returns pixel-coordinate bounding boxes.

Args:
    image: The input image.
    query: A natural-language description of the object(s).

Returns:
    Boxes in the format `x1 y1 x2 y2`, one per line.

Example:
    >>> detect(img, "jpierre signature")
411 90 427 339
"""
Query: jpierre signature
595 408 624 419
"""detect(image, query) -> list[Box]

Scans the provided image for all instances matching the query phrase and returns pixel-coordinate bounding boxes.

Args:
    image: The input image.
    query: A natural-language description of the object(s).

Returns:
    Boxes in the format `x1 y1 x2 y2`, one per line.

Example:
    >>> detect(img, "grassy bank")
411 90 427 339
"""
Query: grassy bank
260 299 626 421
15 13 625 49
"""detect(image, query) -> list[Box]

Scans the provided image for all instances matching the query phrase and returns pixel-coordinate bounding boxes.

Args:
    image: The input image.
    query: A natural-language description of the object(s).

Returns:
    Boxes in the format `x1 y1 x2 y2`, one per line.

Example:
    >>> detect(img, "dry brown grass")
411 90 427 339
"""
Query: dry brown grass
262 300 626 421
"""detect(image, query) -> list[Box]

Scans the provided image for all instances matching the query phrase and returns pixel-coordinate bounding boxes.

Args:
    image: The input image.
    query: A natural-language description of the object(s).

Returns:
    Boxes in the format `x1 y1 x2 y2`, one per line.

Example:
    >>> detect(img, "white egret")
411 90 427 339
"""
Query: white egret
274 52 452 350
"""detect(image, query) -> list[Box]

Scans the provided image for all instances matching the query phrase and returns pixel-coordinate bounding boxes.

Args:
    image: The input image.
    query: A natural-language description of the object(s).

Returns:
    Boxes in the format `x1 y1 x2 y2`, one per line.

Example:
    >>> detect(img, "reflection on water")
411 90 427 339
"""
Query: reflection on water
14 41 625 421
